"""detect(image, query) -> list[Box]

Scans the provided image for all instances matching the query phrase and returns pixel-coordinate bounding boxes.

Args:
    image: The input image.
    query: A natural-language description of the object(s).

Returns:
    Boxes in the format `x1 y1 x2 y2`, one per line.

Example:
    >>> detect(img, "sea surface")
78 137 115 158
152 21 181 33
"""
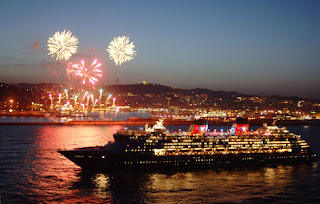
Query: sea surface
0 111 153 123
0 124 319 203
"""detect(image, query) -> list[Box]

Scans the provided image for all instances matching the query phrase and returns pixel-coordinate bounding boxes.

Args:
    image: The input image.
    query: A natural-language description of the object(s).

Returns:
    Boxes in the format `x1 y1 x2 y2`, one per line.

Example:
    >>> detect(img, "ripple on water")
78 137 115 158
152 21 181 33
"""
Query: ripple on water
0 125 320 203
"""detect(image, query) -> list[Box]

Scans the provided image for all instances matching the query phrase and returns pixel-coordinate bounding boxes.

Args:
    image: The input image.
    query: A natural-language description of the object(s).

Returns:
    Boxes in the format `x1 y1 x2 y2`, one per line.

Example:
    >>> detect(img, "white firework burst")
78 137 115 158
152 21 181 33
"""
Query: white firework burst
107 36 136 66
48 30 79 61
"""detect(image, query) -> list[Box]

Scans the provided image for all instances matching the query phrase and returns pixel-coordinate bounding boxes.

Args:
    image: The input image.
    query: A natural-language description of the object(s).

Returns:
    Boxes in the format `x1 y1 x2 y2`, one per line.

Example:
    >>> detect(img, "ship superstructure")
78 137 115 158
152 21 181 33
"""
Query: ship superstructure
59 119 316 171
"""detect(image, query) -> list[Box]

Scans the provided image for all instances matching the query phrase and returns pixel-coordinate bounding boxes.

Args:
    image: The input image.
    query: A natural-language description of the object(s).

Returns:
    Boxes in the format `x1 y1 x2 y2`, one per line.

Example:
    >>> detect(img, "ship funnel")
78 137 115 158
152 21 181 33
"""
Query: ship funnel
189 119 208 135
230 117 249 135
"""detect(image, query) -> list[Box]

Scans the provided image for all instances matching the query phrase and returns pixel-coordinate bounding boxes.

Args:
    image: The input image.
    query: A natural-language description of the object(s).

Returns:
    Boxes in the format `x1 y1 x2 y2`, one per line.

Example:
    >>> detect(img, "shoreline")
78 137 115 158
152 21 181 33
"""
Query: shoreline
0 119 320 126
0 112 97 118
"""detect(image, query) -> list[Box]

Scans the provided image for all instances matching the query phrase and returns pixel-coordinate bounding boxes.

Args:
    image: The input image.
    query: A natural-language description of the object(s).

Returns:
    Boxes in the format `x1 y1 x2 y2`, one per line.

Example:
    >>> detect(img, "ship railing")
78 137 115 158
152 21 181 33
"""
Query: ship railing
155 147 296 156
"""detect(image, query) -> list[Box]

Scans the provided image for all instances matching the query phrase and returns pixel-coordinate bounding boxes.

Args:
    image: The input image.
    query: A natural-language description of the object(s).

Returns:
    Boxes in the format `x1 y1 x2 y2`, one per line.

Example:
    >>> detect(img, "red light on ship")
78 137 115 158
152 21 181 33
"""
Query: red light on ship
234 124 249 135
230 117 249 135
192 125 208 134
189 119 208 135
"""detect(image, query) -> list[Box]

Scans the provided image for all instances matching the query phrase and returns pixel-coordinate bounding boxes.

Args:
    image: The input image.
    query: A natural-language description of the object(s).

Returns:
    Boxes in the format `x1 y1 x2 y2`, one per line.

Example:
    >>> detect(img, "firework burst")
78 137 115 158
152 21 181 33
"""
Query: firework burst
48 30 79 61
107 36 136 66
66 62 77 78
72 59 102 85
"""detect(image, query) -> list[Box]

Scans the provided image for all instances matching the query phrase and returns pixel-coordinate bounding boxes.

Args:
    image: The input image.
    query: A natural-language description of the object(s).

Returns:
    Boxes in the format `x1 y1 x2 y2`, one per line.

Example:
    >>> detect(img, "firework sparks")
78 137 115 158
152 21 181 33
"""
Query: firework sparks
66 62 77 78
72 59 102 85
49 94 53 106
99 89 103 105
106 94 112 104
58 93 62 106
107 36 136 66
74 95 78 107
81 91 89 104
93 98 98 108
112 97 116 107
48 30 79 61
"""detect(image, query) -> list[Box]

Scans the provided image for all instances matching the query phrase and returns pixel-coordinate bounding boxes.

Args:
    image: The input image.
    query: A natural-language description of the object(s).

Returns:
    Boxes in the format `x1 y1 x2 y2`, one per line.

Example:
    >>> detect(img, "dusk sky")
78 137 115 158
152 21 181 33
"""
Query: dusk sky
1 0 320 99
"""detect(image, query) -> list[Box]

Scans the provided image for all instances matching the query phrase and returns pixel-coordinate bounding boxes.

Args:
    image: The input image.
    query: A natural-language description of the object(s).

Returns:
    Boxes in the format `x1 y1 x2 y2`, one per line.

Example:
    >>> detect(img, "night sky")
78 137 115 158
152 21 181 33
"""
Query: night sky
1 0 320 99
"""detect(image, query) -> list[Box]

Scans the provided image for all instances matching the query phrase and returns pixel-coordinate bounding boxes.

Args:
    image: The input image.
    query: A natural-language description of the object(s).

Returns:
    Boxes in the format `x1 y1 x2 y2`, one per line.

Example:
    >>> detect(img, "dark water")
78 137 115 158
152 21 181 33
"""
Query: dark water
0 125 319 203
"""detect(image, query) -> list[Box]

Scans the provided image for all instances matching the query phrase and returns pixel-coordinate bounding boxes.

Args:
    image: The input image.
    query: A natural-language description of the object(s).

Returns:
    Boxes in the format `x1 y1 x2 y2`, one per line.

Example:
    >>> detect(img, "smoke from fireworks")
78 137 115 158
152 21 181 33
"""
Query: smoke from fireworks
71 59 102 85
48 30 79 61
107 36 136 66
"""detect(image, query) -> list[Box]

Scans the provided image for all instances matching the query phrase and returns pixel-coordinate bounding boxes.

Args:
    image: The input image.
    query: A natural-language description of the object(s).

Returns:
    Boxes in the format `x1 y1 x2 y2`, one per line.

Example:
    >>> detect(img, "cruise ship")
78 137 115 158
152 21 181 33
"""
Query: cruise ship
59 118 316 171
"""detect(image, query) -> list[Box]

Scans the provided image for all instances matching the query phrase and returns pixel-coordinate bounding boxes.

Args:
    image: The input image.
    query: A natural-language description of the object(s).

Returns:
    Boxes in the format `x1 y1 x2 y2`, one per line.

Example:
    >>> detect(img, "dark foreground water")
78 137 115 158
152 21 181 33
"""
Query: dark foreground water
0 125 319 203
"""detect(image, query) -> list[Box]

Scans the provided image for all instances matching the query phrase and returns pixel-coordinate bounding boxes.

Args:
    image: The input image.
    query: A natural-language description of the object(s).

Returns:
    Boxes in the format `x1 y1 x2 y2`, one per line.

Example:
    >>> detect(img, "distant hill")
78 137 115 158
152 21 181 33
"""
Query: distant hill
1 82 318 102
190 88 241 99
104 83 244 99
1 82 319 111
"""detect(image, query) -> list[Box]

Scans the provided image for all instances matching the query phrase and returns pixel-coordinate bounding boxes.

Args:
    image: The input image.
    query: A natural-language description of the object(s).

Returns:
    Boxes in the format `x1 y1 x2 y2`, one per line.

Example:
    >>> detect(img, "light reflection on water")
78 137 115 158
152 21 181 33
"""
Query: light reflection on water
0 125 319 203
29 125 121 203
0 111 152 123
73 164 318 204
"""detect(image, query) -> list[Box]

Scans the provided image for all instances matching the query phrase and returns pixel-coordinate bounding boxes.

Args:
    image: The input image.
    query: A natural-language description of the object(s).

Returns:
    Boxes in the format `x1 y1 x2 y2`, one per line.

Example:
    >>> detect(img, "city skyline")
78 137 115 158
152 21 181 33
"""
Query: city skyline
1 0 320 99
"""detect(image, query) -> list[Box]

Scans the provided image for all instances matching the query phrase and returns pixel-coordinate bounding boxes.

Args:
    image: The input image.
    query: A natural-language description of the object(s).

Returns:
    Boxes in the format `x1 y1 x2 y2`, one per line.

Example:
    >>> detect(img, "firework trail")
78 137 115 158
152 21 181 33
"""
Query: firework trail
81 91 89 104
107 36 136 66
106 94 112 104
48 30 79 61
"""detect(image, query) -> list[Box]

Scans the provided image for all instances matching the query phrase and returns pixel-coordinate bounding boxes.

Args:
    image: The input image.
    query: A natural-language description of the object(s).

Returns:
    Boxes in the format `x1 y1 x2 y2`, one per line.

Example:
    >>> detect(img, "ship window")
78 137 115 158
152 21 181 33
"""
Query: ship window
75 155 84 158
